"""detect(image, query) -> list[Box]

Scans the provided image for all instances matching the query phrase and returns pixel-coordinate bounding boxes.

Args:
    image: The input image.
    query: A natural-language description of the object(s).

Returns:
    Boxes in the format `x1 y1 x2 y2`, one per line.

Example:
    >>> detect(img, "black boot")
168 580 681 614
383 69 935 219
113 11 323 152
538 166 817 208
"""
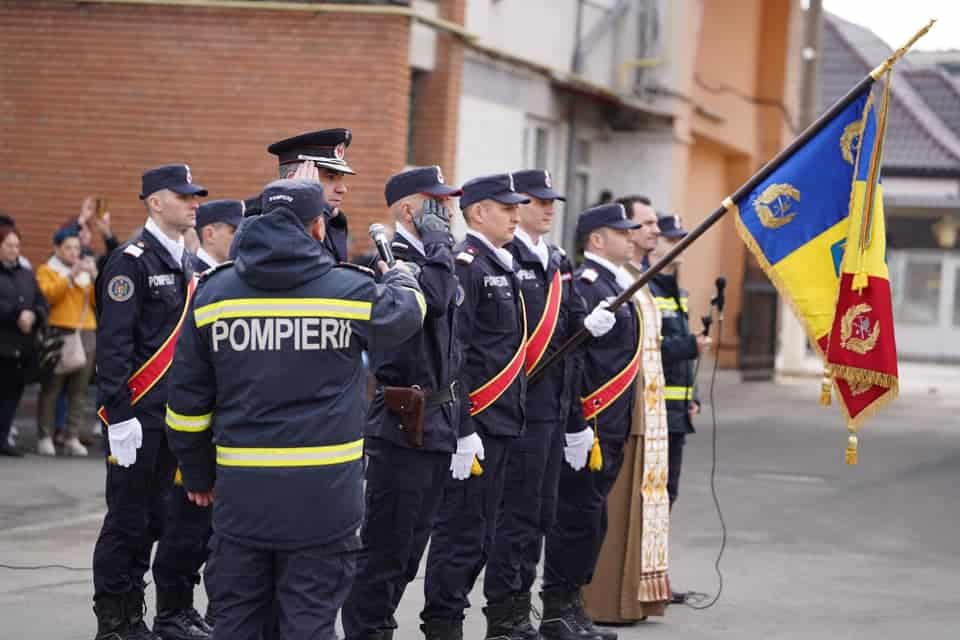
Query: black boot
571 593 616 640
420 619 464 640
511 593 539 640
153 589 210 640
93 595 127 640
538 589 598 640
123 588 162 640
483 599 521 640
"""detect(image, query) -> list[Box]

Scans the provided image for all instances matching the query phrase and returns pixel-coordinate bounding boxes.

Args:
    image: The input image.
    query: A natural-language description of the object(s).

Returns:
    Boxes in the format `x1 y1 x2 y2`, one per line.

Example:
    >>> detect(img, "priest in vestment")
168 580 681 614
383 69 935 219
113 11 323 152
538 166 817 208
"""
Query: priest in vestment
583 196 671 623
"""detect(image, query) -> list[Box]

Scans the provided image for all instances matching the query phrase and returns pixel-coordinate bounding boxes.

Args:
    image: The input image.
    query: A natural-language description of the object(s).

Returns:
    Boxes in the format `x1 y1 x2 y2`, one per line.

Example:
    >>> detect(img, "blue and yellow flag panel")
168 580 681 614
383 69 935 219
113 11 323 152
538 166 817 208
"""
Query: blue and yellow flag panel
733 85 873 351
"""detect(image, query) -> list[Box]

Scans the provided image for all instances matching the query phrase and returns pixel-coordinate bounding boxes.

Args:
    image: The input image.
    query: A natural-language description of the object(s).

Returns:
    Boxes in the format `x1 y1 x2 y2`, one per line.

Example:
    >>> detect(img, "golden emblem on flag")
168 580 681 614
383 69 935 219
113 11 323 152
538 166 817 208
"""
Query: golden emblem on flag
840 120 864 165
753 183 800 229
840 303 880 354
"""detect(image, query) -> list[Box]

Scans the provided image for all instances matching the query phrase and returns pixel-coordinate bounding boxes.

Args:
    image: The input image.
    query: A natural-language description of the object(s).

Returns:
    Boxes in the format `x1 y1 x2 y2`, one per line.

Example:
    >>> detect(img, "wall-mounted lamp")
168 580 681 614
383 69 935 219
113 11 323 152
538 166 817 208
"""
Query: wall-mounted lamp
932 214 958 249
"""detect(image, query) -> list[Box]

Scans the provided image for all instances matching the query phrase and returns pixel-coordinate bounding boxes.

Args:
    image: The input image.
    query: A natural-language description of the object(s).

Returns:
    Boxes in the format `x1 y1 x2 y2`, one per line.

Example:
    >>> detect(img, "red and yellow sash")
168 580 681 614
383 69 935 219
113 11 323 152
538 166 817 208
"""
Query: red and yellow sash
581 313 642 421
98 275 198 424
469 295 527 417
524 270 563 374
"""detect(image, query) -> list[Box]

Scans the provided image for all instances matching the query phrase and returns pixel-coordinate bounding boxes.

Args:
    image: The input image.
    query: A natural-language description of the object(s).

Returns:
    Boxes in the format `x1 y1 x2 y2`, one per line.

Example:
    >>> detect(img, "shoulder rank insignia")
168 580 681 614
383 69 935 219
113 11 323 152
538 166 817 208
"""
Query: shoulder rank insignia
456 251 475 264
199 260 234 281
123 244 144 258
579 268 598 283
392 241 410 251
336 262 376 277
556 246 567 257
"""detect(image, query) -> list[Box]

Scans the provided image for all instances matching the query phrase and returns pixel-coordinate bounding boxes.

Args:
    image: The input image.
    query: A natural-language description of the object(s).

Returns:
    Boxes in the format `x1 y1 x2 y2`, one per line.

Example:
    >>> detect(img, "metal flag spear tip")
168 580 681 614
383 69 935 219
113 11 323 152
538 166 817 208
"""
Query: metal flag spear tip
527 19 939 385
870 18 936 80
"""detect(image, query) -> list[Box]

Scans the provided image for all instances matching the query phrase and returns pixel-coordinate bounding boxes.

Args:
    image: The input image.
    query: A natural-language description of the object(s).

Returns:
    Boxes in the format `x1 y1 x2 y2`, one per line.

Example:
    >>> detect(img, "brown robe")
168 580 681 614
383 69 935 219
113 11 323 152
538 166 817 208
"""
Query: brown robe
582 276 670 622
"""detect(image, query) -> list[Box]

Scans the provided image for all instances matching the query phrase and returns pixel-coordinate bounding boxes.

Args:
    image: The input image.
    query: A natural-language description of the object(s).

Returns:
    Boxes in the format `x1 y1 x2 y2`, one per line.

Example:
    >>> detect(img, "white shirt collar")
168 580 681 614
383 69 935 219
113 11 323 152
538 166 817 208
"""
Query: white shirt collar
145 218 185 265
467 229 514 271
584 251 634 291
513 227 549 270
196 247 221 269
394 223 425 256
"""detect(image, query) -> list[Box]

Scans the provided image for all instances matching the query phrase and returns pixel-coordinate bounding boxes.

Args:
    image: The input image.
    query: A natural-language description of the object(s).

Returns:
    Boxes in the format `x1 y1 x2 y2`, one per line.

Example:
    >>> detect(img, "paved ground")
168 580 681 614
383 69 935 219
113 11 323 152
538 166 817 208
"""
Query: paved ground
1 370 958 639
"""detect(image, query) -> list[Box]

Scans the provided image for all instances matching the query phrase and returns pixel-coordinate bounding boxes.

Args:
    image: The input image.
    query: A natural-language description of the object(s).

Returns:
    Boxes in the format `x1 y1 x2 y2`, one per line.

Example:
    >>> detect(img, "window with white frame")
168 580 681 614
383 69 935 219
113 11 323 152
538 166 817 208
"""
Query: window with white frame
523 120 553 171
575 138 592 212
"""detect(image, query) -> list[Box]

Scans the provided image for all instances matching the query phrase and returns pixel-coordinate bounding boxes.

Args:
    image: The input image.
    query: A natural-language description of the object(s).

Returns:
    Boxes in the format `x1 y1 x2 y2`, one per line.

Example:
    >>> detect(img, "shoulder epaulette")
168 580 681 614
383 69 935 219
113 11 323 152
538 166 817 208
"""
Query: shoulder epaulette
392 241 410 251
336 262 376 278
579 268 598 283
555 245 567 257
123 243 144 258
456 251 475 264
199 261 234 281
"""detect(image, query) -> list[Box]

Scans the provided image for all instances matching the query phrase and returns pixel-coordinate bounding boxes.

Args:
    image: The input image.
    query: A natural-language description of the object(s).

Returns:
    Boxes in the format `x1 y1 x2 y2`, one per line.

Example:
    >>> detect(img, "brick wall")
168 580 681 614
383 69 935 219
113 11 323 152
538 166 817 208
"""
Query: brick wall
0 0 417 263
409 0 465 182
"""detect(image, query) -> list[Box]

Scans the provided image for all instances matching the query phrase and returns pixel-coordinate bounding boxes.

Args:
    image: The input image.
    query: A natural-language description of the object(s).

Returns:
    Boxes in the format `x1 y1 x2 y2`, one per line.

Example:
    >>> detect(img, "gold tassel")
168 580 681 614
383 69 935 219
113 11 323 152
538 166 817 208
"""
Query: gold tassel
820 368 832 406
470 457 483 476
852 271 868 292
845 430 859 465
588 435 603 471
174 468 183 486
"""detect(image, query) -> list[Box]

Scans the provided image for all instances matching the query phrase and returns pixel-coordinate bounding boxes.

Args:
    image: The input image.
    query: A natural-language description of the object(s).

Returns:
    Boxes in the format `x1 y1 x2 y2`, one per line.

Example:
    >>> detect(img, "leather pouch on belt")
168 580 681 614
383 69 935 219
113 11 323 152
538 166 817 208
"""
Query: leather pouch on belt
383 386 426 448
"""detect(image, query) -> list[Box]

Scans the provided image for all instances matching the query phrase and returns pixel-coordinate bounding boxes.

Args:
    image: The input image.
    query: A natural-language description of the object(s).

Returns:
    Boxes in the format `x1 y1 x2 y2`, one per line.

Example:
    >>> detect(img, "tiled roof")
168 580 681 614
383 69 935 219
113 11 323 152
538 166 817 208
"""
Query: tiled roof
820 14 960 177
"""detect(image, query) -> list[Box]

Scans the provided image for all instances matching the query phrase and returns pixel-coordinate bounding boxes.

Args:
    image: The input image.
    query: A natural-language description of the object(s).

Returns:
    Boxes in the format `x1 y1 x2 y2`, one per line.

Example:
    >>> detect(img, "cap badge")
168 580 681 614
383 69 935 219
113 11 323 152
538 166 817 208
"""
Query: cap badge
507 174 515 192
334 143 346 161
435 166 445 184
184 165 193 184
544 170 552 188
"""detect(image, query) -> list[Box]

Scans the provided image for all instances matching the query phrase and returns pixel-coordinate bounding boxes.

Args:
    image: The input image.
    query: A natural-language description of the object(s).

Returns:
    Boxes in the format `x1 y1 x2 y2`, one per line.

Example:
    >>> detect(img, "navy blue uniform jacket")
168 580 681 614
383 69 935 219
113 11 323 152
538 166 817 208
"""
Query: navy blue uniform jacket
574 258 640 442
455 235 526 439
164 209 426 550
366 228 462 453
96 228 193 426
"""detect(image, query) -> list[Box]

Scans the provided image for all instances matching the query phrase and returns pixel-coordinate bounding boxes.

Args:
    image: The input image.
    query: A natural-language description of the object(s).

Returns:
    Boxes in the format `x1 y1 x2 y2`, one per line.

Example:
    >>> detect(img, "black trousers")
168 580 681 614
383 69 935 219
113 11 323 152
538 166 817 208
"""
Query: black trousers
484 418 564 602
341 439 449 638
542 437 625 591
209 534 356 640
92 422 208 603
0 365 26 445
422 434 512 622
668 432 686 506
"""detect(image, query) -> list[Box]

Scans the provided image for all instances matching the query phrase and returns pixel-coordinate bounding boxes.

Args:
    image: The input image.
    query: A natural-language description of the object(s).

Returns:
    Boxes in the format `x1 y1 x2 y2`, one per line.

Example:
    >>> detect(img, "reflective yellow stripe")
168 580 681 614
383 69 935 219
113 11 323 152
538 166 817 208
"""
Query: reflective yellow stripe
166 406 213 432
404 287 427 320
664 386 694 401
194 298 372 327
654 297 688 312
216 439 364 468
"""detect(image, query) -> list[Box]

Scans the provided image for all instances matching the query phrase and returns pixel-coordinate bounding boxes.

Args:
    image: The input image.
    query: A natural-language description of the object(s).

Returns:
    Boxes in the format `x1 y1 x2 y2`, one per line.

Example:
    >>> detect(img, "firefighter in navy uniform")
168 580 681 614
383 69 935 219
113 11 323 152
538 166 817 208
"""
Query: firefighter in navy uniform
266 128 356 262
190 200 244 272
165 179 426 640
93 164 211 640
540 204 643 640
647 213 709 509
341 166 464 640
420 174 528 640
484 170 617 640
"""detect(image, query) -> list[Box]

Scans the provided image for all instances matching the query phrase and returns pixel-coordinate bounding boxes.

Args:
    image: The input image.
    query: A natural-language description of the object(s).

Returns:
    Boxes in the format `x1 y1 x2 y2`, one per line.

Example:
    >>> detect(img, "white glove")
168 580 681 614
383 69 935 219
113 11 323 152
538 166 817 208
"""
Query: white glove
108 417 143 467
450 432 485 480
564 427 595 471
584 301 616 338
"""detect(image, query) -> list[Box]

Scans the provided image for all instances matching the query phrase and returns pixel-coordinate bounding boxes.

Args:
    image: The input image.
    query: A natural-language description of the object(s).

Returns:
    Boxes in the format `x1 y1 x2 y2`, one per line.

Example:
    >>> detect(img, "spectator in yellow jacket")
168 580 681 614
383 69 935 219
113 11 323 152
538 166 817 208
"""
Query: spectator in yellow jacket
35 225 97 457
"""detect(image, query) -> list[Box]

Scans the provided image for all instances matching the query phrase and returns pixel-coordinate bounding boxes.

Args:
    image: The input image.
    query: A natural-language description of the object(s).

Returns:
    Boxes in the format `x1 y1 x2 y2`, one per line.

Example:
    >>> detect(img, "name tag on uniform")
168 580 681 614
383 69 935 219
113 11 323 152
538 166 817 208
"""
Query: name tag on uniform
516 269 537 281
483 275 509 288
148 274 176 287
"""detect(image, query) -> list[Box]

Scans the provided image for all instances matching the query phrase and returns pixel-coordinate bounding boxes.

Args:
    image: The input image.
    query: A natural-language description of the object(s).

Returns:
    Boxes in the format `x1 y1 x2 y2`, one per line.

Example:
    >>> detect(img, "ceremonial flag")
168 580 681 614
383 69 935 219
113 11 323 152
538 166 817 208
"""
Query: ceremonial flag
730 83 874 362
825 72 898 455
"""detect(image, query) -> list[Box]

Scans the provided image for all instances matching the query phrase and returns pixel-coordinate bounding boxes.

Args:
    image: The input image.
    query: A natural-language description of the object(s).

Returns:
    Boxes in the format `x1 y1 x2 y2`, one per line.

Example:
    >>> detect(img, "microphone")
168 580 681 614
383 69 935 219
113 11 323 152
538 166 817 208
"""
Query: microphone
368 223 396 268
701 314 713 337
711 276 727 317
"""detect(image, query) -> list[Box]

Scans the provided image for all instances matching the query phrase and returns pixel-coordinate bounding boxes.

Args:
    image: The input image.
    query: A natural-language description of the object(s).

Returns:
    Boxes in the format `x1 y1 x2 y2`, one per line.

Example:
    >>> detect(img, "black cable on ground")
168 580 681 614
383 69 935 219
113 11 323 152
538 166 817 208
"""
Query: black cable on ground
683 316 727 610
0 562 90 572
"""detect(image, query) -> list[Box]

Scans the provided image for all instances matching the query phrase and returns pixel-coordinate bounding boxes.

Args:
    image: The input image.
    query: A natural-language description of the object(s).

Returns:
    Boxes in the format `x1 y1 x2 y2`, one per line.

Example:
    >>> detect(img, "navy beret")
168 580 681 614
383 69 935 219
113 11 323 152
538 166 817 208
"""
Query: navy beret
460 173 530 210
385 166 462 206
261 179 329 224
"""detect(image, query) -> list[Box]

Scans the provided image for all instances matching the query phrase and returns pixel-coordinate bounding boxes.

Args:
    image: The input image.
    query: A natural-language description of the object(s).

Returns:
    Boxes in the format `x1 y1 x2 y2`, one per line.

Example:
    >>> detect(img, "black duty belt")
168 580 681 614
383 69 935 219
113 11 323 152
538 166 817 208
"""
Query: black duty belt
425 381 459 408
